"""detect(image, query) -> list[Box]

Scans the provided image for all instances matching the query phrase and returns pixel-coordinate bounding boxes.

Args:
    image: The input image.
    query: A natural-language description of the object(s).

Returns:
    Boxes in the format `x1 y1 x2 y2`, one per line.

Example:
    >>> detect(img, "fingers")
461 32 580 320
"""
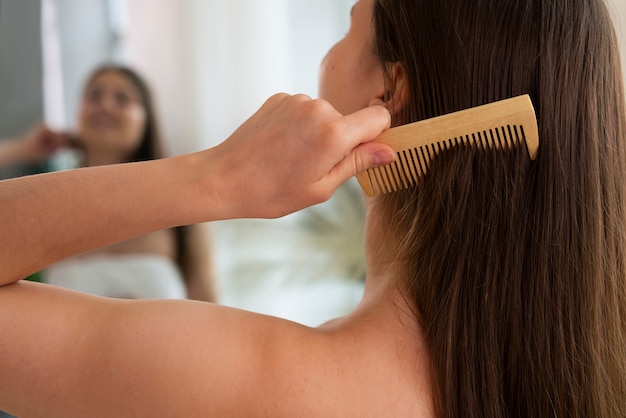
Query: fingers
341 105 392 147
323 105 395 189
296 100 394 189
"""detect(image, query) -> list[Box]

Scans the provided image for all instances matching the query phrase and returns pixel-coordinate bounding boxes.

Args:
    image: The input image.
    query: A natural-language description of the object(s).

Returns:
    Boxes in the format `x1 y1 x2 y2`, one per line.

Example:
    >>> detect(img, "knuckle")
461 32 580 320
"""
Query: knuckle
292 93 312 102
265 92 289 106
299 97 323 117
301 97 331 115
319 119 345 143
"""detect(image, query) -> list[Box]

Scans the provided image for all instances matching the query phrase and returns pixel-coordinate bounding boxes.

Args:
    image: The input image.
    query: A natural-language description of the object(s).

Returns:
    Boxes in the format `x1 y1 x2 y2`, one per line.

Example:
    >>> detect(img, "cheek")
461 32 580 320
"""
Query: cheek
318 41 383 115
76 104 91 134
124 108 147 136
318 47 340 100
319 48 360 114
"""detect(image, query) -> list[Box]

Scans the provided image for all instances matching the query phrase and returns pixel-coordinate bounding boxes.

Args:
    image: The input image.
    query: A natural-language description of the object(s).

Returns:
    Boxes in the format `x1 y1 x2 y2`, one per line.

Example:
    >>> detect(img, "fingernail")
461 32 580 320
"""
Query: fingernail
373 150 395 166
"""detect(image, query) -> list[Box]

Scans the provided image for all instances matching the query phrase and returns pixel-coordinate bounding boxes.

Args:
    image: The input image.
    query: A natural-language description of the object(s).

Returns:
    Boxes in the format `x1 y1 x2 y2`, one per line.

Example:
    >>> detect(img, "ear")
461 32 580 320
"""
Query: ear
368 62 408 117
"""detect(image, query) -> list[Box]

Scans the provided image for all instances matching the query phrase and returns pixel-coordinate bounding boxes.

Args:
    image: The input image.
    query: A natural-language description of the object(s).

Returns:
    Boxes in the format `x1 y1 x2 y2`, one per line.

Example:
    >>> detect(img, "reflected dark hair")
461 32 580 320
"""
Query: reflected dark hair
82 64 165 163
372 0 626 416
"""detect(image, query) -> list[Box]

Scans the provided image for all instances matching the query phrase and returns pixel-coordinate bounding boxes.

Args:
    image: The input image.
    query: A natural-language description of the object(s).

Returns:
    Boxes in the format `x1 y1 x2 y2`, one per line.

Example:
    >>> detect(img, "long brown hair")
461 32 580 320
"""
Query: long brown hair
372 0 626 416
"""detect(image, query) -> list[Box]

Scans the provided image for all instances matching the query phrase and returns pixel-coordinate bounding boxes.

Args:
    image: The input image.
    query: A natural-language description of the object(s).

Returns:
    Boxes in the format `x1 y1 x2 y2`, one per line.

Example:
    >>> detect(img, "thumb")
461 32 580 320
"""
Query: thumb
330 141 396 186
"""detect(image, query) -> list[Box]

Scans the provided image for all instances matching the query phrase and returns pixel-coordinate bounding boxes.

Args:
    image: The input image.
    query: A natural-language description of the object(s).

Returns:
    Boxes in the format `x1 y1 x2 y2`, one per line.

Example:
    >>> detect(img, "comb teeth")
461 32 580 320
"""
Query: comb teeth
357 95 539 196
364 125 528 195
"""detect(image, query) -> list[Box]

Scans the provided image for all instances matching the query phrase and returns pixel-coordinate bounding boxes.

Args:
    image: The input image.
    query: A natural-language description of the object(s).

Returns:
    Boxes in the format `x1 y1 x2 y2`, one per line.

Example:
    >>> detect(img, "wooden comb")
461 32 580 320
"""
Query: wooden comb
357 94 539 196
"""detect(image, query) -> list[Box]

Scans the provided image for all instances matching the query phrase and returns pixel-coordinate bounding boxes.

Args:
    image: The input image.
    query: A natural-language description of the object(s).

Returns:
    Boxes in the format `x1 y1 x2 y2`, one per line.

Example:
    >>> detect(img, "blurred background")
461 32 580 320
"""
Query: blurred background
1 0 626 327
0 0 354 159
0 0 368 327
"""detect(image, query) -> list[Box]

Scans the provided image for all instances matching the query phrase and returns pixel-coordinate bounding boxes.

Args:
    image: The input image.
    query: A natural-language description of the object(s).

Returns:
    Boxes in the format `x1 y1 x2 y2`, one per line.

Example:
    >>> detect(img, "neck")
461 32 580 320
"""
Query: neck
325 200 412 328
361 197 400 301
82 148 127 167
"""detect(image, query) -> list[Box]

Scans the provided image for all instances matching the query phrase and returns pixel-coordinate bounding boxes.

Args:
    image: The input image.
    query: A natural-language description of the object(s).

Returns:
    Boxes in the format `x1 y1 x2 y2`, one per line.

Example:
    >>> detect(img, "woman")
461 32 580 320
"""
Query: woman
53 65 216 301
0 0 625 417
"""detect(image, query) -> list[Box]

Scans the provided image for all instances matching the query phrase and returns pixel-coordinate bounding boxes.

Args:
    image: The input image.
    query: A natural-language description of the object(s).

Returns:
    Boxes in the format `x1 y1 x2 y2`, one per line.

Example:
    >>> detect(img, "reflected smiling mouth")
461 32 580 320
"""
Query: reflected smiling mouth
89 116 118 130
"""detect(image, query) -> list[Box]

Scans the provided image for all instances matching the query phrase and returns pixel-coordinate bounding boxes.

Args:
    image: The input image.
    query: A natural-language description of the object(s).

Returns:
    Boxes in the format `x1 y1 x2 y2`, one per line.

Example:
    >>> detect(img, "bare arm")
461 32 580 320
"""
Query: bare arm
0 95 393 286
0 281 313 417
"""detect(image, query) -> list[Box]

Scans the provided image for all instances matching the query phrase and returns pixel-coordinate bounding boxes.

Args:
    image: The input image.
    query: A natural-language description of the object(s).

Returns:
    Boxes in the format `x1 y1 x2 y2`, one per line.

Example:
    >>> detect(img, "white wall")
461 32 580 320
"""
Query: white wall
124 0 352 155
54 0 113 131
125 0 189 155
181 0 353 150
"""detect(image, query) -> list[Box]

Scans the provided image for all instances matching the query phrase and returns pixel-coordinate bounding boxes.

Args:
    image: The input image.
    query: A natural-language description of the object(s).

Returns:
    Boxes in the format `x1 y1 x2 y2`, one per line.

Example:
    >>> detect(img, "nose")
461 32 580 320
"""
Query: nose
92 92 117 113
101 93 118 112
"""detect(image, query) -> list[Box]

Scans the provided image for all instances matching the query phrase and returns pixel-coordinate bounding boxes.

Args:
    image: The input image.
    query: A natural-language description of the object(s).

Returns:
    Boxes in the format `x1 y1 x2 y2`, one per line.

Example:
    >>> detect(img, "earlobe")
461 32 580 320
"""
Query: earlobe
368 62 408 116
369 80 388 108
369 96 386 107
385 62 409 116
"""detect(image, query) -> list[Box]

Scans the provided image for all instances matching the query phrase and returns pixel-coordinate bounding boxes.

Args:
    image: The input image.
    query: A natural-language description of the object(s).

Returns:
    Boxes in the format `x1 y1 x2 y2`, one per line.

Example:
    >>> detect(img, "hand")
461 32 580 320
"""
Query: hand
205 93 394 219
17 123 72 163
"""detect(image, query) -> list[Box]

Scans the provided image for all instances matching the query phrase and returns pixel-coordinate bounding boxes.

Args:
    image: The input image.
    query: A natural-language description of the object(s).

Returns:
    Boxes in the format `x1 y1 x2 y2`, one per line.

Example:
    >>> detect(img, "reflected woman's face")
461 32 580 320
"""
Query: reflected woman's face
318 0 384 115
77 70 147 159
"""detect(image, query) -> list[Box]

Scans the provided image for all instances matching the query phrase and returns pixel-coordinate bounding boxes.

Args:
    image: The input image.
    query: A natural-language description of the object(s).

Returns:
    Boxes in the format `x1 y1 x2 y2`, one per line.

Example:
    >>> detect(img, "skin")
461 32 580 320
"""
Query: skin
0 1 433 416
319 0 386 115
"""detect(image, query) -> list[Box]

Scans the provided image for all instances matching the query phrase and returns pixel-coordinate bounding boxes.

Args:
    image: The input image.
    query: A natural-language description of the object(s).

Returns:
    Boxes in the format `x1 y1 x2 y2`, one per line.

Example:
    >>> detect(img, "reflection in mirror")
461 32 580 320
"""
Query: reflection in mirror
0 0 365 329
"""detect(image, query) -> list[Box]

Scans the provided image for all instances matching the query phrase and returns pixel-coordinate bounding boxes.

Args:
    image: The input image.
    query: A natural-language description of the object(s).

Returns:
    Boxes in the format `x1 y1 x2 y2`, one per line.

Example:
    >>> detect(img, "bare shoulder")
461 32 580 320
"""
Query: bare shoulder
256 313 435 417
88 297 433 417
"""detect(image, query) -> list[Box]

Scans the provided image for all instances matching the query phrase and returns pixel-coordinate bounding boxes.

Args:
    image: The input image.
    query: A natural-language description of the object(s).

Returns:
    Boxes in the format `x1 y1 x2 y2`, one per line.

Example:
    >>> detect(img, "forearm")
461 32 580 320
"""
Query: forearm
0 95 393 286
0 152 214 285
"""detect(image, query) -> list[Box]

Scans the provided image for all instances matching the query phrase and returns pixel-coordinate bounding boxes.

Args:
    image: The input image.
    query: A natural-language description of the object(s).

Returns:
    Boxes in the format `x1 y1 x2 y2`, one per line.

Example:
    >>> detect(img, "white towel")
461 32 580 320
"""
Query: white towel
44 254 187 299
